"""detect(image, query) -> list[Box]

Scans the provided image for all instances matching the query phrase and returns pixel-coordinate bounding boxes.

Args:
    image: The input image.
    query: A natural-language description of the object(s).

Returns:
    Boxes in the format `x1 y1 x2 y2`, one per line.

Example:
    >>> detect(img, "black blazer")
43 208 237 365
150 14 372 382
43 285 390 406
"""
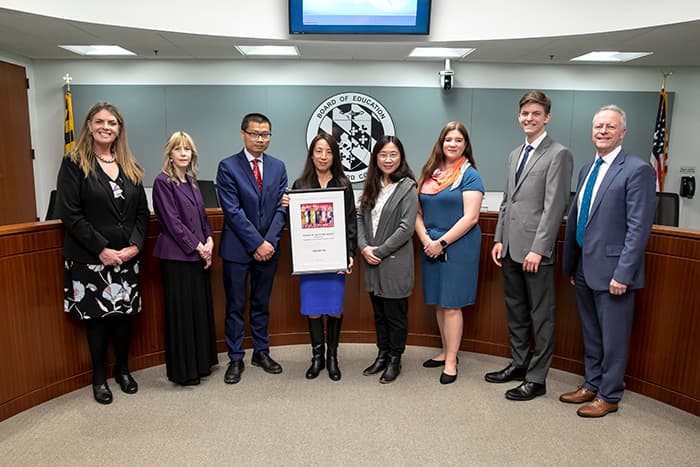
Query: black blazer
56 157 149 263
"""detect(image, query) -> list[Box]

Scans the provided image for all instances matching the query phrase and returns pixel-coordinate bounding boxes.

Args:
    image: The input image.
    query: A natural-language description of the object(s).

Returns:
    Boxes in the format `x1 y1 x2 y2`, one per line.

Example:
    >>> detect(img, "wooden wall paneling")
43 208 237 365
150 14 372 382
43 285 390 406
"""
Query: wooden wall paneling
0 61 36 225
1 213 699 421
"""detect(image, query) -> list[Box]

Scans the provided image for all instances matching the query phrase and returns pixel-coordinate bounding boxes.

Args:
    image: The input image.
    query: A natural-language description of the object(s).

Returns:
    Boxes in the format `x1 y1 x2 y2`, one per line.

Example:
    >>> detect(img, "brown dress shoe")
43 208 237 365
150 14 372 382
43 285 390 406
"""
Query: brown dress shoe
559 386 597 404
577 398 619 418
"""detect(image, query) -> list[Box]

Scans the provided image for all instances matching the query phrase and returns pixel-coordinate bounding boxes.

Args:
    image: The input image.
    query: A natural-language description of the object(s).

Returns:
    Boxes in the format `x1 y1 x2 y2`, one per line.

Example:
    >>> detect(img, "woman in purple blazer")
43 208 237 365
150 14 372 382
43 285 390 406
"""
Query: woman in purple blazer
153 131 218 386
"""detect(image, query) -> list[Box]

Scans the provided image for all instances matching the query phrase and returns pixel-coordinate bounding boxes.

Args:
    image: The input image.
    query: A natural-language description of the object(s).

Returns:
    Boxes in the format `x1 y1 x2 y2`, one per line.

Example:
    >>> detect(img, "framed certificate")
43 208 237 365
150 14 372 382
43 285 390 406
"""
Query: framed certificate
288 187 348 275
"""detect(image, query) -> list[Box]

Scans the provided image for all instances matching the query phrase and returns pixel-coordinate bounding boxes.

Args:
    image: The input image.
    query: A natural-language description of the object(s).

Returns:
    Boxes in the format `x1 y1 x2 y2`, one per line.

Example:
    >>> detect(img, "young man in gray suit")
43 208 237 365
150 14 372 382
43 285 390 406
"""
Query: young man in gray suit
485 90 573 400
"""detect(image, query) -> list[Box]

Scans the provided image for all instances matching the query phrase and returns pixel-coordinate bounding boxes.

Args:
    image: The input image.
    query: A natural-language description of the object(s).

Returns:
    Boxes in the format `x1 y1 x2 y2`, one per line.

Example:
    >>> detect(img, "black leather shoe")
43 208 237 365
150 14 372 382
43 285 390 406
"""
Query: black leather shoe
484 364 527 383
93 383 113 404
505 381 546 401
379 355 401 384
363 350 389 375
423 357 459 368
251 351 283 374
180 378 200 386
224 360 244 384
306 350 325 380
326 353 341 381
440 371 458 385
114 373 138 394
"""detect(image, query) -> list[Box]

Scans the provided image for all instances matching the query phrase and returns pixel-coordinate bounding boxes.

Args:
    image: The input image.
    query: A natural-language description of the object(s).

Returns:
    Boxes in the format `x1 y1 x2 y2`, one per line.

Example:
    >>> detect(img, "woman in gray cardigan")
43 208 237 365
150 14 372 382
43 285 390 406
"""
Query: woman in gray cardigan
358 136 418 383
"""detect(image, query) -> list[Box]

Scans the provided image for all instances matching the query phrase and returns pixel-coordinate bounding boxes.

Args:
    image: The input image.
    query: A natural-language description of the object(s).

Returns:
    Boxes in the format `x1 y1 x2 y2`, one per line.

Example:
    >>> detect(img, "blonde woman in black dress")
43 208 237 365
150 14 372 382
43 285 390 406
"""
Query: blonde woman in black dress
57 102 149 404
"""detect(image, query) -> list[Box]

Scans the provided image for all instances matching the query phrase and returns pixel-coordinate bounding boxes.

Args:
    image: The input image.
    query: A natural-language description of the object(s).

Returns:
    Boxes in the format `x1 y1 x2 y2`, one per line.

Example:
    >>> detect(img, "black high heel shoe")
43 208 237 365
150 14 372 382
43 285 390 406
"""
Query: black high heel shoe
114 373 138 394
93 383 113 404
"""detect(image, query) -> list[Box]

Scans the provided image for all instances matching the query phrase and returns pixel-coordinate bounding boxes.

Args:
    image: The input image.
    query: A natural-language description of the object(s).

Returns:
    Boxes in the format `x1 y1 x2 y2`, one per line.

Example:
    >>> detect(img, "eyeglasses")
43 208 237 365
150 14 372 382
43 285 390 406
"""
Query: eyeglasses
377 152 400 160
244 130 272 140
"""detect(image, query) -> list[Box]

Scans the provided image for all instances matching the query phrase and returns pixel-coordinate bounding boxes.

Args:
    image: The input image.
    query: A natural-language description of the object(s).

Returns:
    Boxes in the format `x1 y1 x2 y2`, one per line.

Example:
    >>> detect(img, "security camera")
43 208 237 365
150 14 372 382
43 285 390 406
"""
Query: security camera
438 59 454 91
439 70 454 91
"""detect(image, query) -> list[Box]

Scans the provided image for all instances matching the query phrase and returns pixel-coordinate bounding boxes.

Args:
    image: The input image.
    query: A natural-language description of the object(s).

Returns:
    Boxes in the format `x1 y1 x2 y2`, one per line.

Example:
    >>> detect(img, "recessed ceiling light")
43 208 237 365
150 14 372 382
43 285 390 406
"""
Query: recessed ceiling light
235 45 299 56
59 45 136 56
408 47 475 59
570 51 653 62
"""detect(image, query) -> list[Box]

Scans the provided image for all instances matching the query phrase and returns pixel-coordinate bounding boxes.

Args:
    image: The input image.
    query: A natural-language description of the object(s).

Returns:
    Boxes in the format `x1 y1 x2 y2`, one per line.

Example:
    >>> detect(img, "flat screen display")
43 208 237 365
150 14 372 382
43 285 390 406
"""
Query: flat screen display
289 0 431 35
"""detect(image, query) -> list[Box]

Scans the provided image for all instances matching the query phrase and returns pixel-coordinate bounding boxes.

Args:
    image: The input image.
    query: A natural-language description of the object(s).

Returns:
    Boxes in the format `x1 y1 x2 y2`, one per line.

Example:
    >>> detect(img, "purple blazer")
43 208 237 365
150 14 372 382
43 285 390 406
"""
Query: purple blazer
152 172 213 262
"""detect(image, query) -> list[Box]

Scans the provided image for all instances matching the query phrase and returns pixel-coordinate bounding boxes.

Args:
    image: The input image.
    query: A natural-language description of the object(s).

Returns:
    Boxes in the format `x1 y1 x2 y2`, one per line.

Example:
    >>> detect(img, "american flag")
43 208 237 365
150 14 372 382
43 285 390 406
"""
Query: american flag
650 89 668 191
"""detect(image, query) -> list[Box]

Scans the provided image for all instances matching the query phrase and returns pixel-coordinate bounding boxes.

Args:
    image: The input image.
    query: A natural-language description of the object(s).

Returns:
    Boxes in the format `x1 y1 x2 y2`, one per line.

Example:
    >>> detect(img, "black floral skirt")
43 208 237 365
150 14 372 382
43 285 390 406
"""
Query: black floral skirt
64 258 142 320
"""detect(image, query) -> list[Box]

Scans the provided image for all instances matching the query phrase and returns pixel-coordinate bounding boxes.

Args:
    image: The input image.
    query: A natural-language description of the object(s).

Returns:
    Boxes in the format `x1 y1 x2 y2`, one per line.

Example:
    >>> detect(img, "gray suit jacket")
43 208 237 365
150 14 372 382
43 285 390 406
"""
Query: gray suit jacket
357 177 418 299
494 135 573 264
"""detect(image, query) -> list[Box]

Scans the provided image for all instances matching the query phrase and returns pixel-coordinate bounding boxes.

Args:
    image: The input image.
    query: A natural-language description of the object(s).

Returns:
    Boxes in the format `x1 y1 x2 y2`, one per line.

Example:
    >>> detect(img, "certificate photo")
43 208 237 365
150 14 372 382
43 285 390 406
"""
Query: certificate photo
288 188 347 275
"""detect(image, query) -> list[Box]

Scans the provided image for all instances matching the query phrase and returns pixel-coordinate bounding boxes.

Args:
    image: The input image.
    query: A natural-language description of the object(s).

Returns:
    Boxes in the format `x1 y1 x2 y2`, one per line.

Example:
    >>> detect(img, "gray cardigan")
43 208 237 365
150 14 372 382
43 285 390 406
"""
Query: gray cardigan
357 177 418 299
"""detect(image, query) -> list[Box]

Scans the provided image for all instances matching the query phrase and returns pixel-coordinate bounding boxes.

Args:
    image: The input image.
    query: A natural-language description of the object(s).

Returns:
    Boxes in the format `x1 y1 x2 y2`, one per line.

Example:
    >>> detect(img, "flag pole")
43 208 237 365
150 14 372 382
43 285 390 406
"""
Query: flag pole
63 73 72 91
63 74 76 154
661 71 672 90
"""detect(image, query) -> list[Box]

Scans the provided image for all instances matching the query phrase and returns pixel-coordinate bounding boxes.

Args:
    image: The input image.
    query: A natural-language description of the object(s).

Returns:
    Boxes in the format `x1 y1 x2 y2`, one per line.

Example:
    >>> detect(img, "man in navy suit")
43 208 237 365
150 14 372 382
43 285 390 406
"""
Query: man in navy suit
561 105 655 417
216 113 288 384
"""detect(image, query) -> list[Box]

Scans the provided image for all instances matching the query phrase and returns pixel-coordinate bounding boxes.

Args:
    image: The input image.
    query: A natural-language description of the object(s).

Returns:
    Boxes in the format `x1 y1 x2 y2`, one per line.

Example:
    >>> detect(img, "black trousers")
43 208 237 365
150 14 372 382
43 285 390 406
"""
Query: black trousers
85 315 133 385
369 293 408 357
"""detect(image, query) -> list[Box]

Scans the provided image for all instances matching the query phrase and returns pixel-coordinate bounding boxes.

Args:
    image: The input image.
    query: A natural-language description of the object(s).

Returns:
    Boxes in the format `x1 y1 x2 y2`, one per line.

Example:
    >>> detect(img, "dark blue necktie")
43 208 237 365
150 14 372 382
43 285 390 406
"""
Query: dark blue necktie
576 157 604 247
515 145 534 185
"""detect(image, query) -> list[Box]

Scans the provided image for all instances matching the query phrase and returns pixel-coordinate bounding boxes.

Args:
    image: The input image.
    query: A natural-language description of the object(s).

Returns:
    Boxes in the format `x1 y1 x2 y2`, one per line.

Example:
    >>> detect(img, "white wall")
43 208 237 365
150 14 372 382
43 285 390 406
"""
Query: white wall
3 1 699 41
2 55 697 229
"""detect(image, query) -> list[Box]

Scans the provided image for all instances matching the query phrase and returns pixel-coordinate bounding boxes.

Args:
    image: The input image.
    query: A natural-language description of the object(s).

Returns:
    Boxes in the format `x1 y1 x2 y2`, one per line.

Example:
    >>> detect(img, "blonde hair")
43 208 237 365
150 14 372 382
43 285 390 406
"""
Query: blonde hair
161 131 200 186
68 101 144 184
66 102 143 185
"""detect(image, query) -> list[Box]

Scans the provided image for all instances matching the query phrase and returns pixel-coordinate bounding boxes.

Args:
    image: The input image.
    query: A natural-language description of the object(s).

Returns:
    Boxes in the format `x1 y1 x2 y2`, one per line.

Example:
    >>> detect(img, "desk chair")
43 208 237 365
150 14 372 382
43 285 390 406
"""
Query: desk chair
197 180 220 208
653 192 679 227
45 190 58 220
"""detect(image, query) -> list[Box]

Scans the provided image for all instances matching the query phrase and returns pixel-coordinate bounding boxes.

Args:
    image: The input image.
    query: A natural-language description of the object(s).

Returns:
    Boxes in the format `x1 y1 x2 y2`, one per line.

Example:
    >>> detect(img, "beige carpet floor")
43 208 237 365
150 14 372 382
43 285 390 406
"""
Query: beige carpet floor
1 344 698 466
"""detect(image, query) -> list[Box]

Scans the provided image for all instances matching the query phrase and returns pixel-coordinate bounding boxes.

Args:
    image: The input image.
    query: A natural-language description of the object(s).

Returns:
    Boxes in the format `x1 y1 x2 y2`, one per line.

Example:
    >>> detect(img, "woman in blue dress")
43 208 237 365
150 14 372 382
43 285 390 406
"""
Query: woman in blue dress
415 121 484 384
289 133 357 381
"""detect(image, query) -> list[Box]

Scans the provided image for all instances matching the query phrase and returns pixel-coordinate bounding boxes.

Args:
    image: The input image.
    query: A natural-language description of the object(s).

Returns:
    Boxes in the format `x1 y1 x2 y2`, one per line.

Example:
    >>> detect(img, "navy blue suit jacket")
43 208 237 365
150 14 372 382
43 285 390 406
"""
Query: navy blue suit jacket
562 149 655 290
216 150 288 263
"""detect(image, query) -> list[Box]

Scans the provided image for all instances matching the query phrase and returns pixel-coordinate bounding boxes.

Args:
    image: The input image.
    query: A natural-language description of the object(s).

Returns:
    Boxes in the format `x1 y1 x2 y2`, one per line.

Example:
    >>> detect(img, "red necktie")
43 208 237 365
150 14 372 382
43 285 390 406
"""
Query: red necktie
251 158 263 192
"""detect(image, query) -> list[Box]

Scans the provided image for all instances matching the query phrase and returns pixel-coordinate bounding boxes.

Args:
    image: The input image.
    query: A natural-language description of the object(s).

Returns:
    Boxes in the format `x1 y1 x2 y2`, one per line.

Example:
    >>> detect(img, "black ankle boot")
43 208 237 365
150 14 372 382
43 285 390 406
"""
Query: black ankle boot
326 316 342 381
92 382 113 404
379 354 402 384
363 349 389 375
306 317 325 379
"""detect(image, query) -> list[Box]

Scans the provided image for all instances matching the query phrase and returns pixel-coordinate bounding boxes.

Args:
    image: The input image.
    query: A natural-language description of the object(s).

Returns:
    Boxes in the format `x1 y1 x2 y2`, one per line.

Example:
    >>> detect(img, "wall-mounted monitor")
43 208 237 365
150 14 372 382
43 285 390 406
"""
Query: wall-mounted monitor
289 0 431 35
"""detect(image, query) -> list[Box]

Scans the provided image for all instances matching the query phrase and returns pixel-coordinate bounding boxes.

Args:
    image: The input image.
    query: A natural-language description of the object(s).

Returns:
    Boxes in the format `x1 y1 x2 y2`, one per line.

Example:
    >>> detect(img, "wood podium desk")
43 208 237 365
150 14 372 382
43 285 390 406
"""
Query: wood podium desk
1 211 698 421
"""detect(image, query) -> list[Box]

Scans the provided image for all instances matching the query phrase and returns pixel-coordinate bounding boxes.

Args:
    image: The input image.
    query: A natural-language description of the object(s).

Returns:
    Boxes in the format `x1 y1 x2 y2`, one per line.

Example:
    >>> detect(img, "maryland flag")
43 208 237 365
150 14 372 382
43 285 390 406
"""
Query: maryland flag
649 89 668 191
64 89 75 154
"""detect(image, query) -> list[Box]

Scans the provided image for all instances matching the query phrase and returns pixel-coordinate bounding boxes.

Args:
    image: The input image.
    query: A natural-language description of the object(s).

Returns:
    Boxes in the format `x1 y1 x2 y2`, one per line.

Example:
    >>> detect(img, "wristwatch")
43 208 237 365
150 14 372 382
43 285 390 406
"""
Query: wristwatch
439 239 448 248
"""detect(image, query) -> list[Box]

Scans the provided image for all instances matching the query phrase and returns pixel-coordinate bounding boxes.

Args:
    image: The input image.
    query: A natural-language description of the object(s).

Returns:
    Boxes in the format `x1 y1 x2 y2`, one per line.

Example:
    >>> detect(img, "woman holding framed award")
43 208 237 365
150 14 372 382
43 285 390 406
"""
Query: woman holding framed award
289 133 357 381
357 136 418 384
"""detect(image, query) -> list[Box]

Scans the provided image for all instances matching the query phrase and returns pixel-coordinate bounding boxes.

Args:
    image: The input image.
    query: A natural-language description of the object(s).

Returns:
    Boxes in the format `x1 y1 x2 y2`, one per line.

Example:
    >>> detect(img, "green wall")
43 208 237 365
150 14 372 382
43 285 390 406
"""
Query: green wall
72 85 672 190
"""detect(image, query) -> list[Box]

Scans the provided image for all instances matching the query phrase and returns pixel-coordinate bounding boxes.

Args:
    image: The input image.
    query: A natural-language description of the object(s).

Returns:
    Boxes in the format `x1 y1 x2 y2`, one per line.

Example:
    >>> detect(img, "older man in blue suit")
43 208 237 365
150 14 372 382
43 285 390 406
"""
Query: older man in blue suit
561 105 655 417
216 113 288 384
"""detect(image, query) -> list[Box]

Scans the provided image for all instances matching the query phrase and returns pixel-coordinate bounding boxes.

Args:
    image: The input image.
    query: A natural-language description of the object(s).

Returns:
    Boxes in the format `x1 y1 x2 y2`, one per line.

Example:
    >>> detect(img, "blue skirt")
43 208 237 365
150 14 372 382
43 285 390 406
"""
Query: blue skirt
299 273 346 316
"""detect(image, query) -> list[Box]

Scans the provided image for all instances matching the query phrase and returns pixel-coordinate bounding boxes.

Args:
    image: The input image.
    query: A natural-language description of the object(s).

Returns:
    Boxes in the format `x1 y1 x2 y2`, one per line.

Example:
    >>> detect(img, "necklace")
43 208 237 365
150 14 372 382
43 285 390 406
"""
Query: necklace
95 152 116 164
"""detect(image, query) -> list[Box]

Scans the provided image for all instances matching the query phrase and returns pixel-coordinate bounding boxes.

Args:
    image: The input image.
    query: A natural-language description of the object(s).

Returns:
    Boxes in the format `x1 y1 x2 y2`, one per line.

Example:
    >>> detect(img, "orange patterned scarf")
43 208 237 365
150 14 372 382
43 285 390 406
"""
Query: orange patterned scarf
420 156 467 194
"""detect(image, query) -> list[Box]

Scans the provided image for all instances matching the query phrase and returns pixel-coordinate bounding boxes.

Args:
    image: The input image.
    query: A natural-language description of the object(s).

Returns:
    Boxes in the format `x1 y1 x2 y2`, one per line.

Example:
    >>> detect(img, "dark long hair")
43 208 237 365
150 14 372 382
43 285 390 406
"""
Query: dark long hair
417 121 476 190
294 133 348 188
360 135 415 210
